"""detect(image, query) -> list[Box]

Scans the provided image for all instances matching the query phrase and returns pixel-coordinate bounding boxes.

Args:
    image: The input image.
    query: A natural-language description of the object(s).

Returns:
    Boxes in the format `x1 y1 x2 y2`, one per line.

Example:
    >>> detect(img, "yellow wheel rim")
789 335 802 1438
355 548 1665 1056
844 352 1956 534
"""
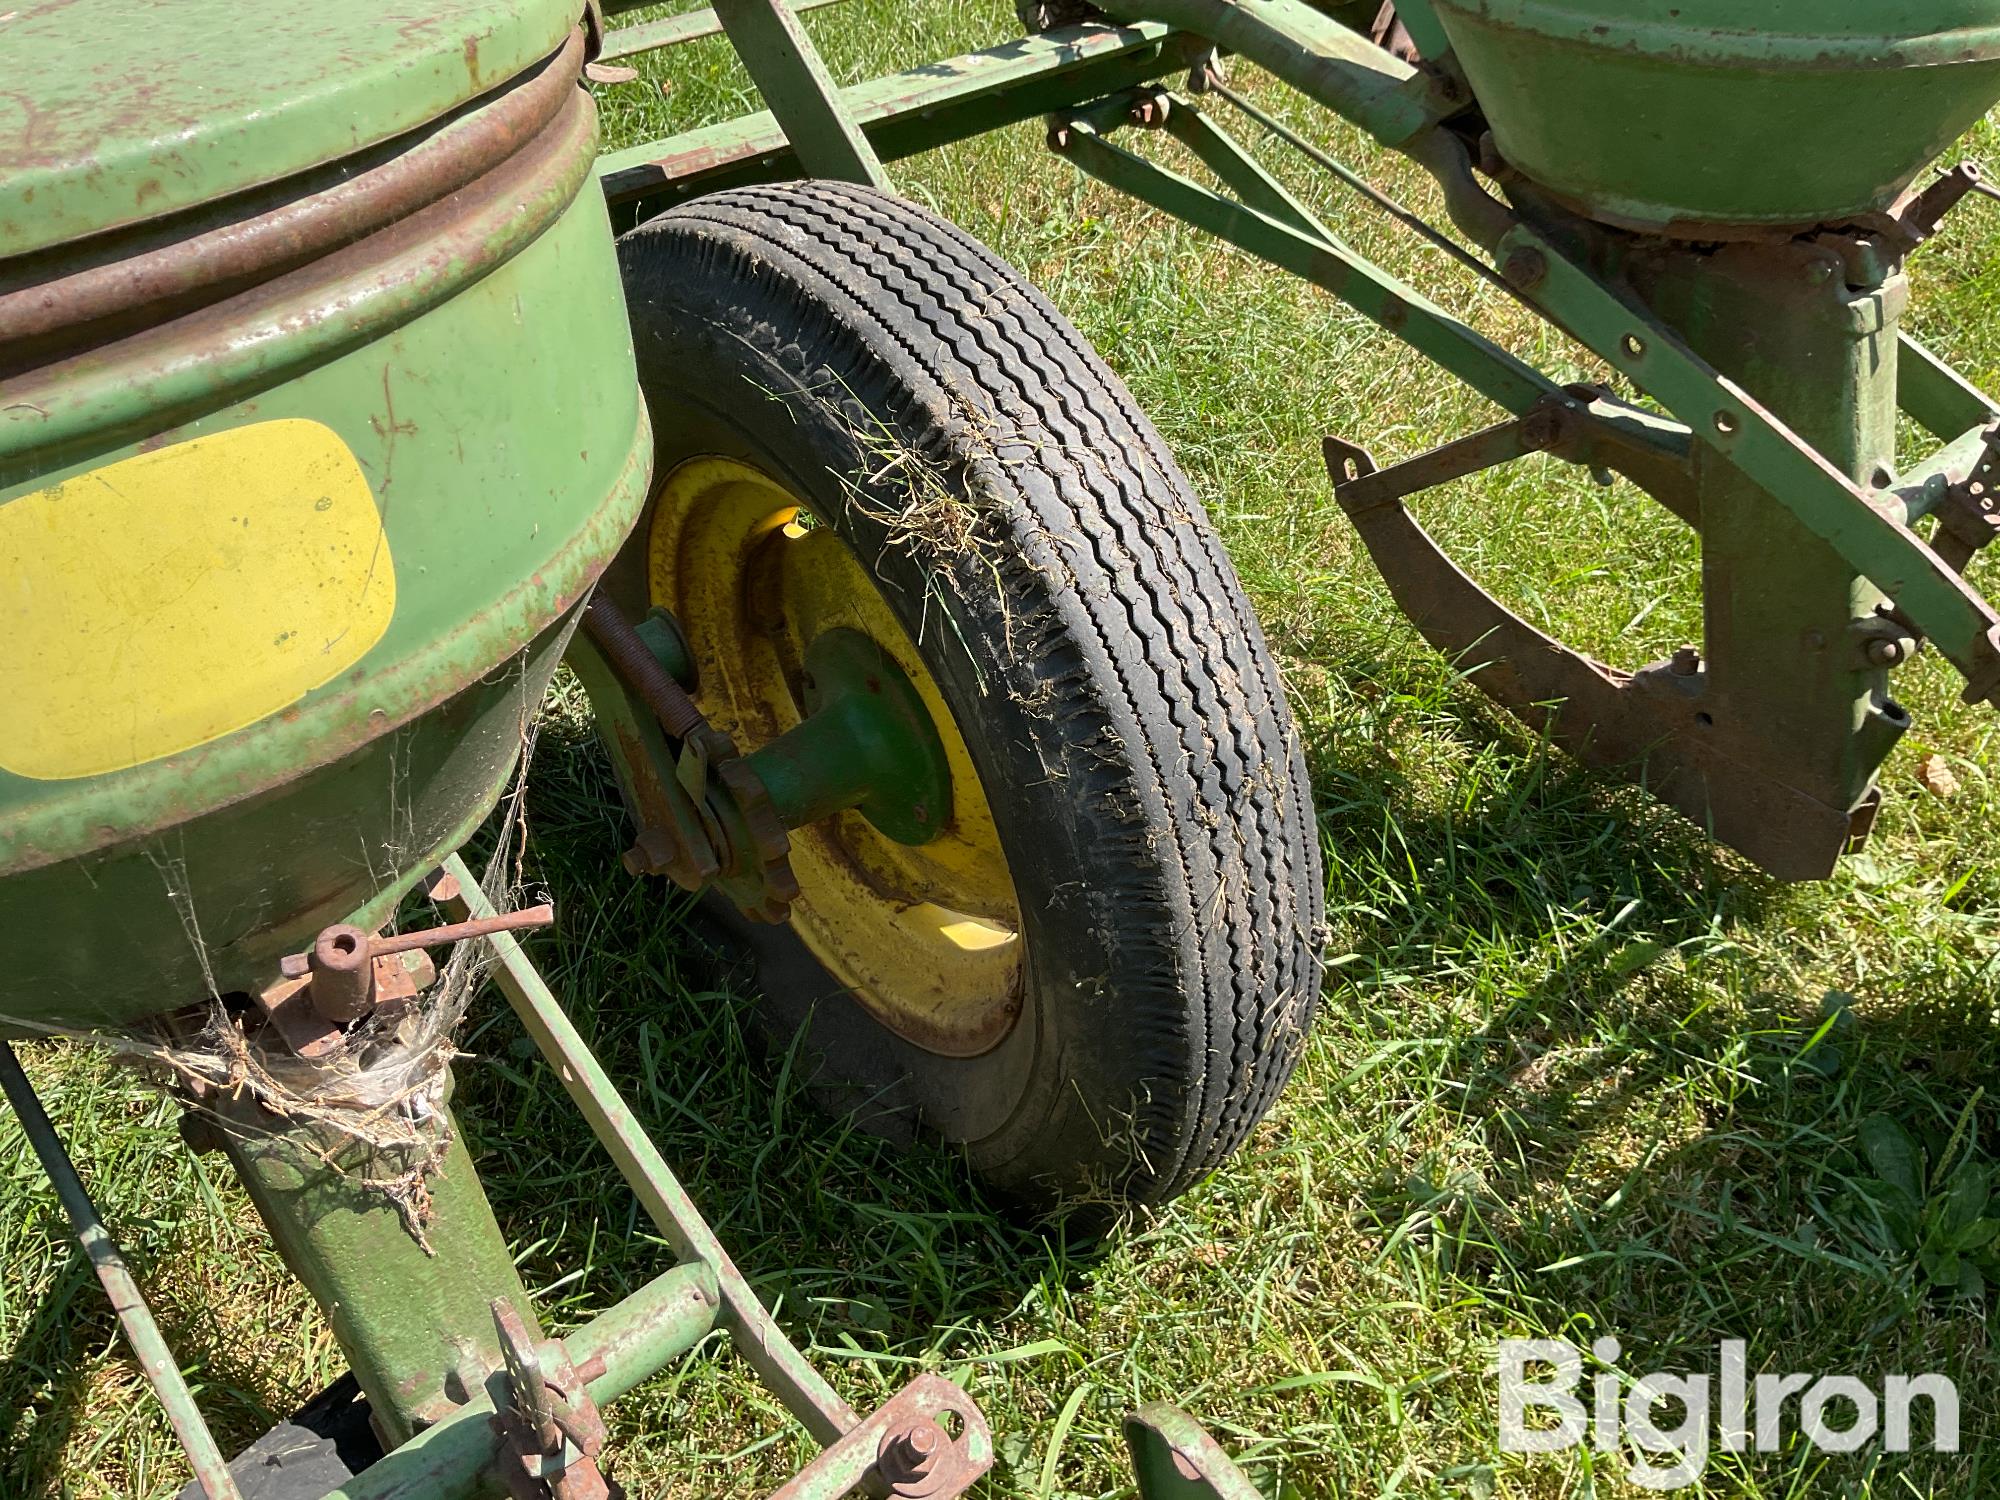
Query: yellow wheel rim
647 457 1024 1057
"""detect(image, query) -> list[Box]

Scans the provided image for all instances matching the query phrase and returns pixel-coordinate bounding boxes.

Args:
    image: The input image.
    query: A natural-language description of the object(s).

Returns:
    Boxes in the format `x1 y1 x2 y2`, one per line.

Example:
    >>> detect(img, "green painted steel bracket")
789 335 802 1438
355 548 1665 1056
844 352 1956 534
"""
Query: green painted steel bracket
567 631 722 889
440 853 862 1445
1056 120 1553 414
1094 0 1459 144
1497 225 2000 704
710 0 887 187
1124 1405 1263 1500
1900 330 2000 442
598 22 1204 208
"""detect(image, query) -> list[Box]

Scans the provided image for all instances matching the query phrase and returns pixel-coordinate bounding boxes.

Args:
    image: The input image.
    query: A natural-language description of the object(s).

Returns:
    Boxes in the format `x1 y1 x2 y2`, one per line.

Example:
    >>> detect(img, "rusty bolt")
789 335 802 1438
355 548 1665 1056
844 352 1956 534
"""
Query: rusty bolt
1669 646 1701 677
1129 92 1169 129
877 1420 947 1498
622 826 678 877
1868 637 1908 667
308 923 376 1023
1046 122 1072 153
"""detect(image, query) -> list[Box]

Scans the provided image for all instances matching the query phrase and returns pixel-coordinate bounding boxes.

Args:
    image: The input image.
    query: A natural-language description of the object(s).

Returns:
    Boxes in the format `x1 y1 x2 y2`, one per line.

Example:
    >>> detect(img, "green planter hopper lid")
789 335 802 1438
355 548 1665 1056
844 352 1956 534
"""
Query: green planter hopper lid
1431 0 2000 61
0 0 578 260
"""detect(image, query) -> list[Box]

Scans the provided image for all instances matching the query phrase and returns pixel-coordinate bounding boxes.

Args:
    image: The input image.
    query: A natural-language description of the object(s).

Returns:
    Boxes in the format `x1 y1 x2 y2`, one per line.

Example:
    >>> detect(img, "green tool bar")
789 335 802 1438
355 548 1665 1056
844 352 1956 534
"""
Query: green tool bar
322 1261 719 1500
1055 123 1557 416
568 1264 723 1405
438 854 860 1446
599 0 846 61
1161 98 1339 244
598 22 1204 205
1899 331 1999 443
711 0 887 187
1499 224 2000 698
0 1043 245 1500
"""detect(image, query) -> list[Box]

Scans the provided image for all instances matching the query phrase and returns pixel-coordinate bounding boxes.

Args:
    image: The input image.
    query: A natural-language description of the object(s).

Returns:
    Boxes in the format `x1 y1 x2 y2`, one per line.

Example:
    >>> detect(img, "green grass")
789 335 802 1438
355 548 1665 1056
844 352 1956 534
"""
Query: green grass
9 4 2000 1496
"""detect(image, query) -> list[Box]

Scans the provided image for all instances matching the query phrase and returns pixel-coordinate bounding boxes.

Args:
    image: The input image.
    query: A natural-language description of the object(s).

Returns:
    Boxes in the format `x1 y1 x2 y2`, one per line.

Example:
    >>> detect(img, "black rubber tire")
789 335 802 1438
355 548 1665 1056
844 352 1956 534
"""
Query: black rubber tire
173 1375 381 1500
611 182 1323 1208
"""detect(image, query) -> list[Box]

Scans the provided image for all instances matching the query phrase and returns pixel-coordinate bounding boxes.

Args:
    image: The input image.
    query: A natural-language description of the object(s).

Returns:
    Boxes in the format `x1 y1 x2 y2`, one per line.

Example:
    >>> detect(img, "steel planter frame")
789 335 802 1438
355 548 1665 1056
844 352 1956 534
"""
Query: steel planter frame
7 860 998 1500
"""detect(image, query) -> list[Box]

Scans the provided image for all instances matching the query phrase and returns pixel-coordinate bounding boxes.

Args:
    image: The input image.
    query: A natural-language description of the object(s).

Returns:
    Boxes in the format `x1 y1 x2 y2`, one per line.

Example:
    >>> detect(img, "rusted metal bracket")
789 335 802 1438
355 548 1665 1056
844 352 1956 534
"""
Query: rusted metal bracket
1330 387 1700 527
253 905 553 1056
1329 399 1565 513
1124 1405 1260 1500
578 593 800 921
766 1374 993 1500
492 1299 614 1500
1323 435 1884 879
1919 419 2000 574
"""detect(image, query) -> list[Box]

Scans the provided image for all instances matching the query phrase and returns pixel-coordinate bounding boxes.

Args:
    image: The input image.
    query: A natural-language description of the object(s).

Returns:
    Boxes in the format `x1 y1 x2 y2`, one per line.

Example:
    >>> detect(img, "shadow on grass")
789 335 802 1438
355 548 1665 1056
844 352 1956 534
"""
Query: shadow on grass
0 1252 94 1500
1289 648 2000 1480
0 1203 315 1500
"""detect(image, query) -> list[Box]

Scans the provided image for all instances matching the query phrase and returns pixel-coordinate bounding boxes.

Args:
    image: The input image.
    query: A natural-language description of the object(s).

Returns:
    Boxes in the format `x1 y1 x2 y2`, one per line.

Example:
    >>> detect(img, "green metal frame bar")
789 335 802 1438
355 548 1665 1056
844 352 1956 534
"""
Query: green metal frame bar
1060 95 1703 513
1093 0 1453 145
1497 224 2000 699
0 1043 245 1500
597 22 1207 208
1055 119 1556 415
1160 96 1337 243
1125 1404 1263 1500
438 854 860 1446
1900 330 2000 442
710 0 887 187
600 0 846 62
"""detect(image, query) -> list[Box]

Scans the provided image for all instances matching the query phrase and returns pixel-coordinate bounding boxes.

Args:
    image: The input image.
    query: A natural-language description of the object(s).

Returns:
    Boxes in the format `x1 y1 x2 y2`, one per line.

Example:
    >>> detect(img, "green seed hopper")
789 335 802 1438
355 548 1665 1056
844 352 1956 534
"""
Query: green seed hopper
4 0 2000 1496
1433 0 2000 232
0 6 650 1035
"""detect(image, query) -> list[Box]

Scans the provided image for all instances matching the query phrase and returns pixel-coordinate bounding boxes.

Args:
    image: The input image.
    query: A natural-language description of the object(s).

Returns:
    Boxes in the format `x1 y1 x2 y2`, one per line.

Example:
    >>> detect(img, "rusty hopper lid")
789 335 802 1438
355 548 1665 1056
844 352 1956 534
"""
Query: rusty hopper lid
0 0 577 261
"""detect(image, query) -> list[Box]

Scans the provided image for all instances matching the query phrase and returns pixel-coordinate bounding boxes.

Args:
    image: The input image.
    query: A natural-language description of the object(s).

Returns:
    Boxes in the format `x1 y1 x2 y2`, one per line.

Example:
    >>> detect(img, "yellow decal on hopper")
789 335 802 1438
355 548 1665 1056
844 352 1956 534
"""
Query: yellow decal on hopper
0 419 395 780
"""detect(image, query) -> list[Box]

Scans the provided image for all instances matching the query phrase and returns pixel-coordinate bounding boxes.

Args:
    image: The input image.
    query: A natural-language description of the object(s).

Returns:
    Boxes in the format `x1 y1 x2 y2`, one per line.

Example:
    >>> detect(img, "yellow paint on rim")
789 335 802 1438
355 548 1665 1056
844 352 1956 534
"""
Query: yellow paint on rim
647 456 1022 1057
0 419 395 781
